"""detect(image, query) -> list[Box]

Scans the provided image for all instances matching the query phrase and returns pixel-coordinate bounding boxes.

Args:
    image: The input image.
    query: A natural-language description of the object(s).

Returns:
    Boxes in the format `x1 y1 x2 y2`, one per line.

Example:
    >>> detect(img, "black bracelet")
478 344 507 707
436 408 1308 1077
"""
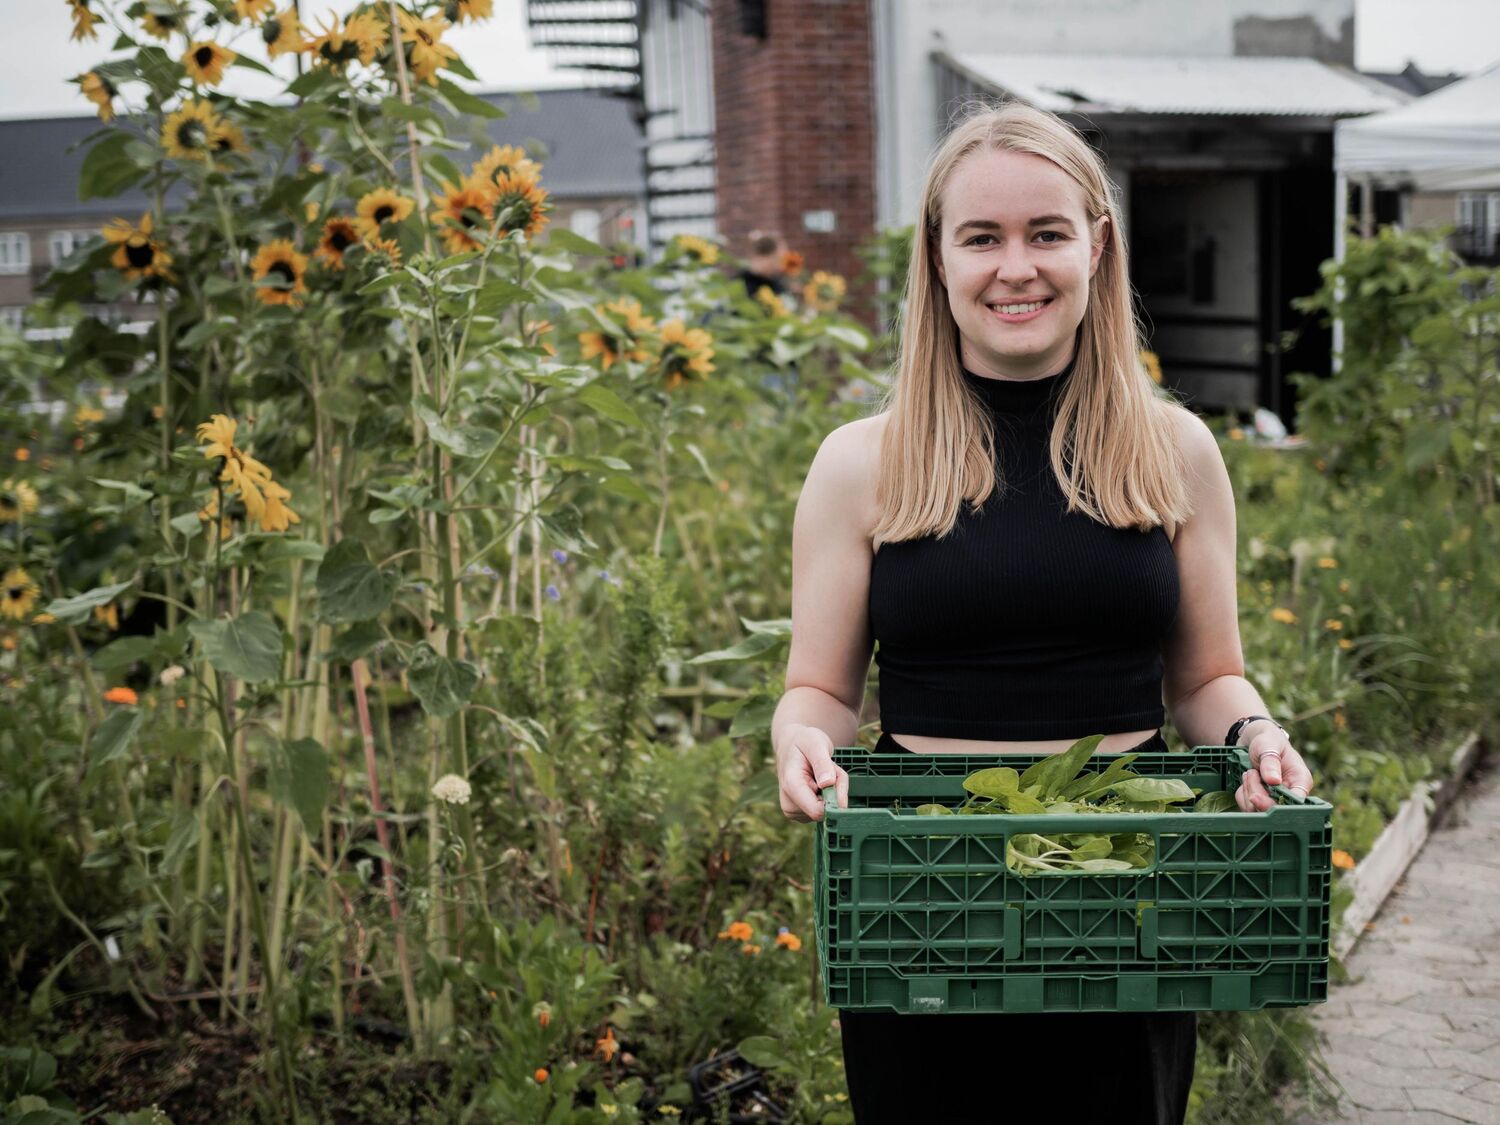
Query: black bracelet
1225 715 1287 747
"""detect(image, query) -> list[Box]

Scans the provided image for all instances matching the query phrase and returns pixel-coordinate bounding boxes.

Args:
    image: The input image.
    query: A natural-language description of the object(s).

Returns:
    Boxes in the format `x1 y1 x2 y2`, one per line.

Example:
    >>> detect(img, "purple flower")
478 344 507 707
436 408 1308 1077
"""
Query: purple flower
551 549 569 565
597 569 610 581
545 584 560 601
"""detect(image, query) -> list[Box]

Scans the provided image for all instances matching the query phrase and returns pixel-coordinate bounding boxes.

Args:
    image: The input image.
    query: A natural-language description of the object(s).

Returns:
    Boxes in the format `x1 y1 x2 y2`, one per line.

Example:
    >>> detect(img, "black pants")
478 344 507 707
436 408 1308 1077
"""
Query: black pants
840 730 1197 1124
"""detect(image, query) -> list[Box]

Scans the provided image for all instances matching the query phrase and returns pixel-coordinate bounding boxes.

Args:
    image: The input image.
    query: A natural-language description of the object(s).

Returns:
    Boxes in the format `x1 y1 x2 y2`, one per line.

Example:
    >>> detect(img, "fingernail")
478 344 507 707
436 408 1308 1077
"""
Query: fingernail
817 777 834 786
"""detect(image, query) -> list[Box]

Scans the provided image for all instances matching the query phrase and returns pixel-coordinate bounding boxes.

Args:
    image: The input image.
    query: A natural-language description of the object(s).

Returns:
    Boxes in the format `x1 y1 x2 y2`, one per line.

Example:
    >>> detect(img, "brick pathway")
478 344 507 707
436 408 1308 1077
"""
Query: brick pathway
1288 750 1500 1124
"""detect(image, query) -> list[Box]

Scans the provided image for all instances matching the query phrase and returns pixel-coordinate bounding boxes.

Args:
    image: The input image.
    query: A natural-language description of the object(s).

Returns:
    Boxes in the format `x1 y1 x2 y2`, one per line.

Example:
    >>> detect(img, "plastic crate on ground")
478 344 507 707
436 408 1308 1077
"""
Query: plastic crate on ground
813 745 1331 1015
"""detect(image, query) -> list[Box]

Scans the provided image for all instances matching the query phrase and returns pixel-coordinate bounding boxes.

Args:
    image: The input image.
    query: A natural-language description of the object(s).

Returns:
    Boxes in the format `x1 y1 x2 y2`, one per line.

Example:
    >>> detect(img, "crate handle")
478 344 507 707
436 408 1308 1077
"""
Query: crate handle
1229 745 1317 806
820 784 840 812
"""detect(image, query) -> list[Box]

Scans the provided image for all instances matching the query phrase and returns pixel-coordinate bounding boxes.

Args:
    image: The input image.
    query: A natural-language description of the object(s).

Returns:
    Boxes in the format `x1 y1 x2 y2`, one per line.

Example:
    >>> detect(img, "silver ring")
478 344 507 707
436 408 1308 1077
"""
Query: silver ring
1258 748 1282 758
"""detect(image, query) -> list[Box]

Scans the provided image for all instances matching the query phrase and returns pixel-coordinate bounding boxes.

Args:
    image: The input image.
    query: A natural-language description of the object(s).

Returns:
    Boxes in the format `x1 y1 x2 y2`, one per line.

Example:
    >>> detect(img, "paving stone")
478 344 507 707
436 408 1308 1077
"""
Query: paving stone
1427 1048 1500 1082
1406 1086 1496 1122
1459 1078 1500 1103
1355 1110 1481 1124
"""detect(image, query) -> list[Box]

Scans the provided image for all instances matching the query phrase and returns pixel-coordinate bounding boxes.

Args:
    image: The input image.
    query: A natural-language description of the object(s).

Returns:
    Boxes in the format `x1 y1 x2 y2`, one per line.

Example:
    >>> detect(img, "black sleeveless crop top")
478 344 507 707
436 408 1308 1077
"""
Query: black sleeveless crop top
867 358 1181 740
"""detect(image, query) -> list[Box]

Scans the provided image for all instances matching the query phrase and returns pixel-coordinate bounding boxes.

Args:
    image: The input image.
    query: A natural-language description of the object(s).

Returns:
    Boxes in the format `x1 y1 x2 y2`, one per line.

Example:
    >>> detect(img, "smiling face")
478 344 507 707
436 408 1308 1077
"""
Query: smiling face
933 147 1108 381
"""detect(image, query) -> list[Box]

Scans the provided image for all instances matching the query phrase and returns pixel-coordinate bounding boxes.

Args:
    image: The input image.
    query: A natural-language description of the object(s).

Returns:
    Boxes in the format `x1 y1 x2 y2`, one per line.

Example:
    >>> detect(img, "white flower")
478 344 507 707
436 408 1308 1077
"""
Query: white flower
159 664 186 686
431 773 472 805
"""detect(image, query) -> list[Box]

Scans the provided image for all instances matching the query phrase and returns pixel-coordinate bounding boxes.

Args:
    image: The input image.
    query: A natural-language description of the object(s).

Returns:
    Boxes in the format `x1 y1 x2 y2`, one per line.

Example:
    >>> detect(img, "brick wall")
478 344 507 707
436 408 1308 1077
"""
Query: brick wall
710 0 877 330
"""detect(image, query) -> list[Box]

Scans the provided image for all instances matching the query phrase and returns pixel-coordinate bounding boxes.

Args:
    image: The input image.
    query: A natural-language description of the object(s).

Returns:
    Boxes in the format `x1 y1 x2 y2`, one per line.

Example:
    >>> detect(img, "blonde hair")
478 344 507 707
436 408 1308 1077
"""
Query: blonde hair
874 99 1193 546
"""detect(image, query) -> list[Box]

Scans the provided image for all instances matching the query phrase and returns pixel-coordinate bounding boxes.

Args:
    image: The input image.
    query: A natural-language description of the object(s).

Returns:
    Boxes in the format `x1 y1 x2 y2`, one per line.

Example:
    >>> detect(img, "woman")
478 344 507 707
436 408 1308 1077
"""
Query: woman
770 101 1316 1124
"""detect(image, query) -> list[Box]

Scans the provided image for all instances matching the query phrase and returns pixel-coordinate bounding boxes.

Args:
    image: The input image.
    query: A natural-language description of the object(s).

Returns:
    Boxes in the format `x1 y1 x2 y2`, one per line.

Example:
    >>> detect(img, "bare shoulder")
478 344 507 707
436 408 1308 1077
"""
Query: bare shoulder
1155 399 1223 542
802 412 889 544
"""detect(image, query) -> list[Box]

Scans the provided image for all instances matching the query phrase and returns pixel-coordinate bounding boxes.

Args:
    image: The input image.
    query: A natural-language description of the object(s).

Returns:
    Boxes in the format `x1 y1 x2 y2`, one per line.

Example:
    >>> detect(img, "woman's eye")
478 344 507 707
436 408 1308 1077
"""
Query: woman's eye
966 235 994 246
1036 231 1065 243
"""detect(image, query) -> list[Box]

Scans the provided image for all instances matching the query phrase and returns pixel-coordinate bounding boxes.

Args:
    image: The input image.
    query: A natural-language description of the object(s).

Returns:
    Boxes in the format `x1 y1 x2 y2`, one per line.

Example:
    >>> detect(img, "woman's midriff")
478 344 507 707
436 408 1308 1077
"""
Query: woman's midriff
887 729 1160 756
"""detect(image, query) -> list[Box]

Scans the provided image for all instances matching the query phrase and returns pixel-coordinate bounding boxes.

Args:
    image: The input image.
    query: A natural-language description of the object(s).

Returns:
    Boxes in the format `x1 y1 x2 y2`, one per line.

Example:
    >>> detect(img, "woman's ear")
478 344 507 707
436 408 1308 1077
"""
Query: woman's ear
1088 215 1110 279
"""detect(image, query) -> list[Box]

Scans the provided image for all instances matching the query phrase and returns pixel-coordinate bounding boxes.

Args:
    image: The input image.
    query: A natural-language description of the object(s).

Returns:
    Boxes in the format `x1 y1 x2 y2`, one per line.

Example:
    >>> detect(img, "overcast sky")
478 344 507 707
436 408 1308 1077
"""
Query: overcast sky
1 0 1497 119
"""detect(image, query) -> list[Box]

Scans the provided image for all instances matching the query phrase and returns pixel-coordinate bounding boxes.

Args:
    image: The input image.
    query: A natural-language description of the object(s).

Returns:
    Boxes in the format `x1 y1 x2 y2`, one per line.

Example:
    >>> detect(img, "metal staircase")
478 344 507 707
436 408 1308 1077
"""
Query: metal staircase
525 0 717 252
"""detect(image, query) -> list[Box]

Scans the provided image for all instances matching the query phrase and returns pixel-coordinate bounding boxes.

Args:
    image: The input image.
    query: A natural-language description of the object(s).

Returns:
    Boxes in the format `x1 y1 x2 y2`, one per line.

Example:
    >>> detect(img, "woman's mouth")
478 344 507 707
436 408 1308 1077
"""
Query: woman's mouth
987 298 1052 323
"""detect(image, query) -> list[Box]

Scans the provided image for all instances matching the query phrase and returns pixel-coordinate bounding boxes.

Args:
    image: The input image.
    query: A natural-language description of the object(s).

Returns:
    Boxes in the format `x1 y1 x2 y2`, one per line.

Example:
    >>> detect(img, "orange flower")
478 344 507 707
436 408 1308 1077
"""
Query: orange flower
774 929 802 951
1270 607 1298 625
717 920 753 942
104 686 138 705
741 943 762 955
533 1067 548 1083
595 1026 619 1062
781 249 804 274
1332 849 1356 870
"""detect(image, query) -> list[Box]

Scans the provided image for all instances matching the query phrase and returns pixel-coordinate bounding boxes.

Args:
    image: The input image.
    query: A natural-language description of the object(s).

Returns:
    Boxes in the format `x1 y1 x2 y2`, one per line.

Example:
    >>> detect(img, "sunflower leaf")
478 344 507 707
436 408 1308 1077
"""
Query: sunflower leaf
406 642 481 719
436 78 504 119
413 401 500 458
268 738 330 834
42 581 133 627
78 132 147 201
188 612 284 683
575 383 644 429
315 538 397 624
88 707 144 771
548 229 609 258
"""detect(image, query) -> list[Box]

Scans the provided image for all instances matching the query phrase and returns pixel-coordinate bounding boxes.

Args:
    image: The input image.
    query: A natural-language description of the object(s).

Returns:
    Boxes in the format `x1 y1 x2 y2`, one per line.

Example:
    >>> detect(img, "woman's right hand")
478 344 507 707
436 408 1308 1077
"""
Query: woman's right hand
776 724 849 823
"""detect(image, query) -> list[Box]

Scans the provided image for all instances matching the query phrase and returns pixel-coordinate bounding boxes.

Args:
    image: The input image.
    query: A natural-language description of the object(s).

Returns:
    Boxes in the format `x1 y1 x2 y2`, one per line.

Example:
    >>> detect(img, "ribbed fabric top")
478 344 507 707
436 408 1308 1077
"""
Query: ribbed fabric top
868 358 1180 740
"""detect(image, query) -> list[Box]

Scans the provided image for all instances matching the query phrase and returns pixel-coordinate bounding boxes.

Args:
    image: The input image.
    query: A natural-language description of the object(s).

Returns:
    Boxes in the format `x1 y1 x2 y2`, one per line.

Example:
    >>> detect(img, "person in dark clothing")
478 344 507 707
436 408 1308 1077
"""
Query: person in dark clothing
769 100 1316 1124
737 229 789 299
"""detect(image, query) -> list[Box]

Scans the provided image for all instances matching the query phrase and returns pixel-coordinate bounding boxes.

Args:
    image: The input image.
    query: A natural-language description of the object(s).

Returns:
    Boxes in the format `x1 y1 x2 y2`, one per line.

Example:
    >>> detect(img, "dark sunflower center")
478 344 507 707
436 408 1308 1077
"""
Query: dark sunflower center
328 229 354 252
445 1 461 20
269 261 296 286
373 205 394 224
195 46 215 67
457 205 484 230
178 120 206 148
125 240 155 267
322 41 360 64
5 586 23 601
158 15 180 30
262 17 282 44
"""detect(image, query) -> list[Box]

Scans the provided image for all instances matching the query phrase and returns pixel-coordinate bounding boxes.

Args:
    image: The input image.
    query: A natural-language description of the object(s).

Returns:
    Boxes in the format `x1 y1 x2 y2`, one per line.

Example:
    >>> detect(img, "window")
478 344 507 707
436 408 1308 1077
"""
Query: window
0 232 30 275
1456 192 1500 256
570 208 601 244
49 229 96 264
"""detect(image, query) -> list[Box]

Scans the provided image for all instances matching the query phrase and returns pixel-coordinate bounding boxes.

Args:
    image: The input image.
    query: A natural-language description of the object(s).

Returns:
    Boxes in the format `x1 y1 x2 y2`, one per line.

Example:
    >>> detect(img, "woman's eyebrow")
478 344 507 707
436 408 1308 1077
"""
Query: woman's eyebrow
953 215 1078 235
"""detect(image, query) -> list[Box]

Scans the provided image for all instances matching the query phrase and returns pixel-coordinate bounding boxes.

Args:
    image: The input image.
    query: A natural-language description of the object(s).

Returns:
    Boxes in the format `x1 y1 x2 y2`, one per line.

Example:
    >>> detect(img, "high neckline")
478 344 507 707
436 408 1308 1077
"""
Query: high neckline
960 354 1076 416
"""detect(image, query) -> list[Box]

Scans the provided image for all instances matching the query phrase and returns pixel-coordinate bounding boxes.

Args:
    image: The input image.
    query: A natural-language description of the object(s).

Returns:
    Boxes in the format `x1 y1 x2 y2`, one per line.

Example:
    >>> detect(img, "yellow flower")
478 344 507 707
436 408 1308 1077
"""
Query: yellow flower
526 319 557 356
197 491 233 540
308 10 388 70
1324 618 1344 631
249 239 309 306
483 172 550 242
68 0 99 41
196 414 300 533
1270 607 1298 624
579 298 657 371
304 201 320 223
1227 427 1245 441
717 920 753 942
672 234 720 266
102 213 174 282
450 0 493 22
1337 638 1353 650
1 479 39 521
78 71 116 122
1 569 39 621
469 144 542 192
1332 849 1356 870
75 404 105 428
162 100 222 162
802 269 847 312
754 285 787 317
141 8 185 40
211 120 250 156
316 217 361 271
658 319 715 391
94 602 119 631
1317 557 1337 569
1338 579 1351 593
355 188 415 239
363 236 402 267
1333 710 1347 731
233 0 275 22
429 180 494 253
262 7 306 58
31 613 55 625
182 41 236 86
1138 348 1163 385
1400 518 1414 531
395 8 459 85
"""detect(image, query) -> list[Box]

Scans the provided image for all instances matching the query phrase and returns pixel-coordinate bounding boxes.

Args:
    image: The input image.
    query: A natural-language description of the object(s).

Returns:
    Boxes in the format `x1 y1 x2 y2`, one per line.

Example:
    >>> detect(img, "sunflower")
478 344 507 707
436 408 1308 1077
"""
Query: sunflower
753 285 788 318
141 8 185 40
1138 348 1163 385
657 319 715 390
78 71 117 123
75 404 105 428
469 144 541 192
526 319 557 356
69 1 100 43
0 479 38 522
672 234 719 266
802 269 847 312
93 602 119 631
316 217 360 270
210 120 249 156
308 10 388 70
355 187 415 239
250 239 309 306
102 213 174 282
1 569 39 622
395 8 459 86
196 414 299 532
447 0 493 23
182 41 236 86
429 180 495 254
161 99 222 162
233 0 274 22
578 297 657 372
262 7 306 58
362 237 402 267
197 491 233 540
485 172 550 242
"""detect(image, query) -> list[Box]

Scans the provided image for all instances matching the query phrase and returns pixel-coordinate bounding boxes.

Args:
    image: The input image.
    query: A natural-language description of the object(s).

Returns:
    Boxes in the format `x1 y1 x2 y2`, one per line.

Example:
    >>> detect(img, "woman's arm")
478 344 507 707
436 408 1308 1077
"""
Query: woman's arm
1161 410 1315 807
773 417 879 822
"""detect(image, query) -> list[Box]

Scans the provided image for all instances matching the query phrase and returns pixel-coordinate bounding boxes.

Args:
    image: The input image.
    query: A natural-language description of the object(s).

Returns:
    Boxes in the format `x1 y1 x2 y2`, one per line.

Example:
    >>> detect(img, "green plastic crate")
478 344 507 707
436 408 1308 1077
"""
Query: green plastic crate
814 745 1331 1015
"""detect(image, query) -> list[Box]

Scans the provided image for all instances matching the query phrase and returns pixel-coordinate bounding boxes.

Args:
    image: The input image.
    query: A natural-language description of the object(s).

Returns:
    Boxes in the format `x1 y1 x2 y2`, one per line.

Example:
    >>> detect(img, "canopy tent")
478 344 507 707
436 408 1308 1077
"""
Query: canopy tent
1335 60 1500 191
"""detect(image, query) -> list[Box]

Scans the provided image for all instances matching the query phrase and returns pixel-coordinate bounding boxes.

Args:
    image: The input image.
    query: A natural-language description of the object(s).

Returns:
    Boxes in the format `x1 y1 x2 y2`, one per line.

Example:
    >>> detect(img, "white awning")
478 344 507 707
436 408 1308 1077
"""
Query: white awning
938 51 1406 118
1336 60 1500 190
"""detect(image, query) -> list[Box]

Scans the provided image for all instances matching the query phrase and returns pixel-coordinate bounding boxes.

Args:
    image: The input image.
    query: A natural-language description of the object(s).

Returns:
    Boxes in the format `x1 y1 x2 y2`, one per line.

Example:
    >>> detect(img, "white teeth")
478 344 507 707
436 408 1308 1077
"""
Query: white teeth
990 300 1047 314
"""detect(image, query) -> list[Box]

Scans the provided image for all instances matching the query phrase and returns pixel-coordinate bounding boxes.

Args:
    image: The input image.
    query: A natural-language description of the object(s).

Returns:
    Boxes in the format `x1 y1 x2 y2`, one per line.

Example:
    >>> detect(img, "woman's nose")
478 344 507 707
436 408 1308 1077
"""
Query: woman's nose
995 244 1038 284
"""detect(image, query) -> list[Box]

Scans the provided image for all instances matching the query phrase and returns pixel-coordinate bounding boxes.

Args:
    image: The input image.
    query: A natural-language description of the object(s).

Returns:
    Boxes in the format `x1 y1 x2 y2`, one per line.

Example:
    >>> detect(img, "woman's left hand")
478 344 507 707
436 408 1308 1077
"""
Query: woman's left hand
1236 727 1315 811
